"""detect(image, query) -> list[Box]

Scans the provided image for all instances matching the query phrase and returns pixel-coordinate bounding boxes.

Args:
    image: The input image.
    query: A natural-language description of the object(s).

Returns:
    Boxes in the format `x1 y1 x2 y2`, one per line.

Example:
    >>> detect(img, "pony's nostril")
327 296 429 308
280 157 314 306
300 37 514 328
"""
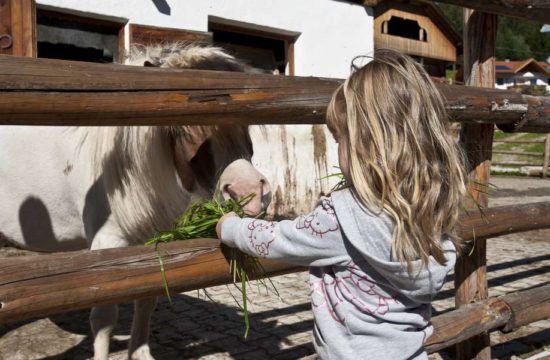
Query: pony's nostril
262 191 272 209
221 184 233 199
260 178 271 194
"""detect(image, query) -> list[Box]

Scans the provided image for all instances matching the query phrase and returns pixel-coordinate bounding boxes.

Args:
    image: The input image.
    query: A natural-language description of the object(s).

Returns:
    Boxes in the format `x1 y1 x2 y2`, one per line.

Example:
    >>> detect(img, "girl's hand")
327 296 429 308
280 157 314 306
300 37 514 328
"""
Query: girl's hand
216 212 237 239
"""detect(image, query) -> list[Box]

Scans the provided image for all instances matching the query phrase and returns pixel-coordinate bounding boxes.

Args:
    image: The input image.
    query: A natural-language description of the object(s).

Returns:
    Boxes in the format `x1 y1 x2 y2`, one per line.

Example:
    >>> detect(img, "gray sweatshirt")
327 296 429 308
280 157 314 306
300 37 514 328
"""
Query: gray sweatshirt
221 188 456 360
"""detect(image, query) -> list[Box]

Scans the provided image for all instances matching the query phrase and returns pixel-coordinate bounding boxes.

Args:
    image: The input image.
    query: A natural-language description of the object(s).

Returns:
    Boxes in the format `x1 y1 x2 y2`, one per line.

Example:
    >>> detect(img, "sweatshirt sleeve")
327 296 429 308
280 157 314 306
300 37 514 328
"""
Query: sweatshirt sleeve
220 197 349 267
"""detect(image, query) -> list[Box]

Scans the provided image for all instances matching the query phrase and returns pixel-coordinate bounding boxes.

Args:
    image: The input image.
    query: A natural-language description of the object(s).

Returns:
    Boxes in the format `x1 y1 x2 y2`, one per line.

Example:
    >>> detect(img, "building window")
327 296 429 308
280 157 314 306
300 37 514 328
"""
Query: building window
383 16 428 42
37 9 125 63
209 18 299 75
497 78 504 85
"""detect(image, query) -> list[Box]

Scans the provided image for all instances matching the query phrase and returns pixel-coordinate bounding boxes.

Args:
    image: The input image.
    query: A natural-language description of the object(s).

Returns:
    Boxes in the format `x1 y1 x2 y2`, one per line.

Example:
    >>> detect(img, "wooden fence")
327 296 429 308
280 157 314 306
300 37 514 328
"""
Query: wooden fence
1 1 550 359
492 134 550 178
1 202 550 351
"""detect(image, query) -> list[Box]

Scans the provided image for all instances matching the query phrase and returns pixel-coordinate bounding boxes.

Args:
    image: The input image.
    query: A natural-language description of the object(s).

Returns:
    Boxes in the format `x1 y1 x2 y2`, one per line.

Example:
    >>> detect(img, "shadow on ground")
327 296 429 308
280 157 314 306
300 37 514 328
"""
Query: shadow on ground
0 293 314 360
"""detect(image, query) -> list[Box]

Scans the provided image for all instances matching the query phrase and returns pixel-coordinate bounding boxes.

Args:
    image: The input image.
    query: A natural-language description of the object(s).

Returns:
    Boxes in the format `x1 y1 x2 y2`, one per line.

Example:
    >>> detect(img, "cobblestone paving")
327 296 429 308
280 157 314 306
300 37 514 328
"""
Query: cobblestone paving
0 177 548 359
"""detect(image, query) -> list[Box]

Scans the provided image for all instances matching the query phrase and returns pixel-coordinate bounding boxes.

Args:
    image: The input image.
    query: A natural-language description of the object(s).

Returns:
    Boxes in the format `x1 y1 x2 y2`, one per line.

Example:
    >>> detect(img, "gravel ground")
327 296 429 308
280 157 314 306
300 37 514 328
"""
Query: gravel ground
0 176 549 360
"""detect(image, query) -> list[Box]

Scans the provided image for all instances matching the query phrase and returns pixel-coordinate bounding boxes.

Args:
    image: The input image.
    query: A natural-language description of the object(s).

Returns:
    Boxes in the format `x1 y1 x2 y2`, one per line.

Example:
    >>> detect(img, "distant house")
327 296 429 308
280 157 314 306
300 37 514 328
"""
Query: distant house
495 59 550 94
373 0 462 77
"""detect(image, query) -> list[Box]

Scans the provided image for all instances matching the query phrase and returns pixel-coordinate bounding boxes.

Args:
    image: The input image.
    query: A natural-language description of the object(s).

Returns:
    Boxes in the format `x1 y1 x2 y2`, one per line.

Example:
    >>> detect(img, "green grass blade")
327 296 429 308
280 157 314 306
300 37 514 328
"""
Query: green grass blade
241 266 250 339
155 243 172 306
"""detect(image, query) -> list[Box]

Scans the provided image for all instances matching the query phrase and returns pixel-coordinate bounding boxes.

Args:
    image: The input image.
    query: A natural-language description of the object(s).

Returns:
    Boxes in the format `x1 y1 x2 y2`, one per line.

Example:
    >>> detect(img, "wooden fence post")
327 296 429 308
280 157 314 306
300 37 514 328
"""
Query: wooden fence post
0 0 36 57
543 134 550 178
455 9 497 360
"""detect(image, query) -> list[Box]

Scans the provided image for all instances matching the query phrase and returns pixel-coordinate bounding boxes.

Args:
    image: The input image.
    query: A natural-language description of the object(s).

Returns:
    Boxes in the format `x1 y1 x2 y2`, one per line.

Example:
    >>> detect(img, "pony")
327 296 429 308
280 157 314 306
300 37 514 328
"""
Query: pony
0 43 271 360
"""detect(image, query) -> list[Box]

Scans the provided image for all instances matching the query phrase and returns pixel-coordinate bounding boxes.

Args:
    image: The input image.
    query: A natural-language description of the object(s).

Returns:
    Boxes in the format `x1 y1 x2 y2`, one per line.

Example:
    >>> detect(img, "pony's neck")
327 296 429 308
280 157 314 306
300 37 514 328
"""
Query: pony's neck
82 126 194 243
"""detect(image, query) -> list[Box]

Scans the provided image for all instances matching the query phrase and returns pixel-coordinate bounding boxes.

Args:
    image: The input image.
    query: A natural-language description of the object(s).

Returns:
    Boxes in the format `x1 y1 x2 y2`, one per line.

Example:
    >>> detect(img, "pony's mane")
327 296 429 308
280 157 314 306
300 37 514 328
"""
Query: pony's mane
127 41 265 73
78 43 257 244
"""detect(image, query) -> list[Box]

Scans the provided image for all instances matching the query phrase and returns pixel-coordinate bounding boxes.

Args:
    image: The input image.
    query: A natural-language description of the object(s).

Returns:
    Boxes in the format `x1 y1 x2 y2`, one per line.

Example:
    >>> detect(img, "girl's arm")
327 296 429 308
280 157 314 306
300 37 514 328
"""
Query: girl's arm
217 198 349 267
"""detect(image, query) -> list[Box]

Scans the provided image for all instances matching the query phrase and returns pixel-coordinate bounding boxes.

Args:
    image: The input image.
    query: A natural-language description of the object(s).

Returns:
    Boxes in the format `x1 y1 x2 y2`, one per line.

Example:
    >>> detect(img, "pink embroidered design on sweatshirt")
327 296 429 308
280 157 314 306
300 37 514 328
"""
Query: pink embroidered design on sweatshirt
310 272 346 324
296 198 339 237
309 261 398 324
247 220 275 257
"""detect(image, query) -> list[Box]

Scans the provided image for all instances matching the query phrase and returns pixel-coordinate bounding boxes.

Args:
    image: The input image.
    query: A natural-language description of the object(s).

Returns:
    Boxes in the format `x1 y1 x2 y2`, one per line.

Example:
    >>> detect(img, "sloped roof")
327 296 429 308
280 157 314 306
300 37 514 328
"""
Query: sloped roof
495 59 550 74
537 61 550 72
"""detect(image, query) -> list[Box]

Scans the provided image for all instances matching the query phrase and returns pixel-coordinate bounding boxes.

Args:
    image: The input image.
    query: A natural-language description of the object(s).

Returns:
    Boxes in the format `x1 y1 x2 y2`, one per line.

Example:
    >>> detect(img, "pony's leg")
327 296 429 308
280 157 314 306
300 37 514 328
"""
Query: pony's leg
128 297 157 360
87 220 128 360
90 304 119 360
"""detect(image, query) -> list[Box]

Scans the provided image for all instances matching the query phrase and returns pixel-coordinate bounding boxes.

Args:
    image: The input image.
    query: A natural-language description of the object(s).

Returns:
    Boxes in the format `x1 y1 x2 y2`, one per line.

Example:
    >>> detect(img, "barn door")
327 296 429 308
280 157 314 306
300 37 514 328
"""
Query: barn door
0 0 36 57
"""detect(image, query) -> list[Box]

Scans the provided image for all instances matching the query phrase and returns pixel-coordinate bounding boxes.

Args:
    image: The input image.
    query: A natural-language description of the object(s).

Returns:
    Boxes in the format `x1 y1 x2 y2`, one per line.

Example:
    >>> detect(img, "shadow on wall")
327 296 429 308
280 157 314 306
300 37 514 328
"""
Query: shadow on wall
152 0 171 15
18 176 111 251
18 195 91 251
19 196 59 250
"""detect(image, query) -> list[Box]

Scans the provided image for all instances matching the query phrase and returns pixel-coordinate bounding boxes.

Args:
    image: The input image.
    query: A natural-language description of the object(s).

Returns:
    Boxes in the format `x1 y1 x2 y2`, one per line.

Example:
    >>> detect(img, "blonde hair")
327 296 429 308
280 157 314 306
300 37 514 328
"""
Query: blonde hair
327 49 467 269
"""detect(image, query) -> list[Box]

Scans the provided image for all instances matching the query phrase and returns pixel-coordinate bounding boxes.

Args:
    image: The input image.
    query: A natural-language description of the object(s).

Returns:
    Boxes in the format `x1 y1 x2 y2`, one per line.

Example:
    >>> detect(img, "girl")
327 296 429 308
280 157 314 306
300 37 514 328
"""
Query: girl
216 49 468 360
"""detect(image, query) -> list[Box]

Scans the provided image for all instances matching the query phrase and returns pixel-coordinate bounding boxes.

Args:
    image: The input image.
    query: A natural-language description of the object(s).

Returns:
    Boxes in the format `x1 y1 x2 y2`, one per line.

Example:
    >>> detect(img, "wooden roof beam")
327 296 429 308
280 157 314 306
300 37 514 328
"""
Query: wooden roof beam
364 0 550 24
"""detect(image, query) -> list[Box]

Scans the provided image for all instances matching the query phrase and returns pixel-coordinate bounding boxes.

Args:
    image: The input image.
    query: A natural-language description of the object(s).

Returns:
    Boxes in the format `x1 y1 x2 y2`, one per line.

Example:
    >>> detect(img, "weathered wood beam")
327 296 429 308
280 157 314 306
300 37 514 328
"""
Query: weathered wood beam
457 201 550 241
0 0 36 57
0 55 549 131
425 284 550 353
454 9 497 359
425 0 550 24
362 0 382 6
0 238 305 324
501 284 550 332
0 202 549 325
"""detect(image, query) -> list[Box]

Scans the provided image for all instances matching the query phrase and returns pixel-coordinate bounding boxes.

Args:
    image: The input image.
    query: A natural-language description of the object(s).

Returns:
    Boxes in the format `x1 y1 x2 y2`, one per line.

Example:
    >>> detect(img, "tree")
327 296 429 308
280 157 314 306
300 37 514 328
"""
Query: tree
437 3 550 61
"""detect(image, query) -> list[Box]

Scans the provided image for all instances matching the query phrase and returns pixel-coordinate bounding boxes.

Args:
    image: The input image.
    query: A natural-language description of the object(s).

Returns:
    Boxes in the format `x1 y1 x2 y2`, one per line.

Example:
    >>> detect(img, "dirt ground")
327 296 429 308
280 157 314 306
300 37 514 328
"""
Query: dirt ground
0 176 549 360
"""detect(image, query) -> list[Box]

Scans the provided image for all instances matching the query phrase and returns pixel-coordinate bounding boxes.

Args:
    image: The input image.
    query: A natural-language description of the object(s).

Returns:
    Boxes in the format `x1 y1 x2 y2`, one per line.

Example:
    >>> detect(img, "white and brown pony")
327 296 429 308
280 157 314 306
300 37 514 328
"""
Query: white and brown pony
0 43 271 360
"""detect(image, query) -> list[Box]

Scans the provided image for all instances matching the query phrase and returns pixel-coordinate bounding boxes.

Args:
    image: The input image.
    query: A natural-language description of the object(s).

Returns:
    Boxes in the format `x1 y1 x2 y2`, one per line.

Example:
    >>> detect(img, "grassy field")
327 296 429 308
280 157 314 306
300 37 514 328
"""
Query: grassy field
491 130 548 177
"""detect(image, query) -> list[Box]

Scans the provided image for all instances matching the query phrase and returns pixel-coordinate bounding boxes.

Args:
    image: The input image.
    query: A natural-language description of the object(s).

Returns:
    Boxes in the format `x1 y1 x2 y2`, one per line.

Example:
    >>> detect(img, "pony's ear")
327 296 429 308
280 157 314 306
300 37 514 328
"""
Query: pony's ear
172 133 204 192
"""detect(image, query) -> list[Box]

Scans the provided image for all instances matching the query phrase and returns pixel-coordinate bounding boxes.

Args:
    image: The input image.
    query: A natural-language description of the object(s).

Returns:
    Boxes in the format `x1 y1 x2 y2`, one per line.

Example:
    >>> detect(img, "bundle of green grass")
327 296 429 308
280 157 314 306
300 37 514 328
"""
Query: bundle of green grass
147 172 349 337
146 193 270 338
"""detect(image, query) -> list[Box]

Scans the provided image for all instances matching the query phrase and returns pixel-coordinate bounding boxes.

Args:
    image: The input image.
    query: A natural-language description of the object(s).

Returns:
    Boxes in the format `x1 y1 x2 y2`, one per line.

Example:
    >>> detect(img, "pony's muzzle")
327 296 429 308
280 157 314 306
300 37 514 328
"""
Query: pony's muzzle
218 159 271 216
221 177 271 216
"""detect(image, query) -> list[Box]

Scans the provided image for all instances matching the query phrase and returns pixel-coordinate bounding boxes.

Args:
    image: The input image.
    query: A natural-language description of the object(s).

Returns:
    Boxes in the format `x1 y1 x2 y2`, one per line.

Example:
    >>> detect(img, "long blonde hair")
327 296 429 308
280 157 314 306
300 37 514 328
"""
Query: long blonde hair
327 49 467 268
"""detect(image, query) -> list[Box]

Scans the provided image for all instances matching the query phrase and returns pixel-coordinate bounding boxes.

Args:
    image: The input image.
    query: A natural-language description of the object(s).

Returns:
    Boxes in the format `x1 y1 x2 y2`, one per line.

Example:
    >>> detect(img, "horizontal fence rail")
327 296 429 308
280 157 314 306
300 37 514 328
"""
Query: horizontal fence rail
0 201 549 326
493 140 545 144
0 55 549 132
425 284 550 353
492 162 544 167
492 151 542 157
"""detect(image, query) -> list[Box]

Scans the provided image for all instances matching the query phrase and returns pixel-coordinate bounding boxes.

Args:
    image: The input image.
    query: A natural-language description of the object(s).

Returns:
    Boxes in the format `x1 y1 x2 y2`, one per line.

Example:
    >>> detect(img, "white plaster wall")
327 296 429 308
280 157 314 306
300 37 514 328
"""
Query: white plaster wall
36 0 373 78
36 0 374 216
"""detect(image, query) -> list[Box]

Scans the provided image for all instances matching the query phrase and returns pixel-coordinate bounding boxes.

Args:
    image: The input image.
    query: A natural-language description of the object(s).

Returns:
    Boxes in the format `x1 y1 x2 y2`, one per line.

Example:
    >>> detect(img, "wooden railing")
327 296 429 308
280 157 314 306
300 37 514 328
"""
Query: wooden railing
0 55 549 132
